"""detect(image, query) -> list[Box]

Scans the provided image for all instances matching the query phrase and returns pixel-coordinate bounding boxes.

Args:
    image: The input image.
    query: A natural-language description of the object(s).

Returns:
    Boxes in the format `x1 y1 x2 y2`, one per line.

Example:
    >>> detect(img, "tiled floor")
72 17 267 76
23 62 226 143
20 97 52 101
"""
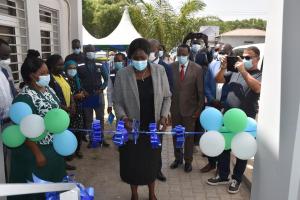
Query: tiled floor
70 131 250 200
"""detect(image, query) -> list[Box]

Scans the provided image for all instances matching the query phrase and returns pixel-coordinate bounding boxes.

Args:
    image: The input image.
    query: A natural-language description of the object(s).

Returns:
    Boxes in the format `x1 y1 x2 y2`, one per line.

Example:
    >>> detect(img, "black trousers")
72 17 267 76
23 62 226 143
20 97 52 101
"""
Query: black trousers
159 135 163 171
218 150 247 183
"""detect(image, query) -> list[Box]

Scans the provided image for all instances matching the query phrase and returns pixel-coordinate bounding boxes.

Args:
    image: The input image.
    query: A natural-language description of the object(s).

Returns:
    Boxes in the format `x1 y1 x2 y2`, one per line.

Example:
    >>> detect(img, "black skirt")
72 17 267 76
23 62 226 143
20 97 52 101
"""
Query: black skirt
119 134 160 185
119 75 160 185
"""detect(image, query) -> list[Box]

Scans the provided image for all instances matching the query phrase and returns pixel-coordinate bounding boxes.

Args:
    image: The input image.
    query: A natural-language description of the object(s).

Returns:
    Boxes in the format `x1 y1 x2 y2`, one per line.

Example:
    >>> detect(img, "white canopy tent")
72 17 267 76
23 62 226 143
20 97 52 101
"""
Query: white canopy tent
82 8 142 47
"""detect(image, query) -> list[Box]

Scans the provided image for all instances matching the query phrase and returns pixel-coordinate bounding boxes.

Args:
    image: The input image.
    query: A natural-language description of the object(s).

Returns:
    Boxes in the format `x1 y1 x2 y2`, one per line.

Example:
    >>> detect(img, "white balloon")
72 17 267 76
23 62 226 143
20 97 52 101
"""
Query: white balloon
20 114 45 138
231 132 257 160
200 131 225 157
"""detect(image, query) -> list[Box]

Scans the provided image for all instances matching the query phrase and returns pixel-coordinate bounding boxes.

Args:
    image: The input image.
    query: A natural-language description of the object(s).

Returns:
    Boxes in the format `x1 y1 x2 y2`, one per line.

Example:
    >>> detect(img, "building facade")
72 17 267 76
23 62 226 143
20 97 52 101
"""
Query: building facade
0 0 82 85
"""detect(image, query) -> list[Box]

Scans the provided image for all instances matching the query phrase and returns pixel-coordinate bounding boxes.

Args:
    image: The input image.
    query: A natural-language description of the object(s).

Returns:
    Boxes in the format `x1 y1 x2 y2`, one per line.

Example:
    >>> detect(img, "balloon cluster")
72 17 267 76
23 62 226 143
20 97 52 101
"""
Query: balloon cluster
1 102 77 156
199 107 258 160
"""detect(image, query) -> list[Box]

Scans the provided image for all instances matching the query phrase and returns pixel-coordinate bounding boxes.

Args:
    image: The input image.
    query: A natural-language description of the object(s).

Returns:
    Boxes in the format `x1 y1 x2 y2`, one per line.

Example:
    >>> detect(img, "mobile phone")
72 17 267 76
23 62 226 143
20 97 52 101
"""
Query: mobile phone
227 56 239 72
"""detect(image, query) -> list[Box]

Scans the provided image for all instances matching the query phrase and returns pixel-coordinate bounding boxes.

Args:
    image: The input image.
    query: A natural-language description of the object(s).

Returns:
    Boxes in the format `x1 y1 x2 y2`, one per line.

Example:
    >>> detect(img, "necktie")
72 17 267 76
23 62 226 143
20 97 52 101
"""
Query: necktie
180 64 185 81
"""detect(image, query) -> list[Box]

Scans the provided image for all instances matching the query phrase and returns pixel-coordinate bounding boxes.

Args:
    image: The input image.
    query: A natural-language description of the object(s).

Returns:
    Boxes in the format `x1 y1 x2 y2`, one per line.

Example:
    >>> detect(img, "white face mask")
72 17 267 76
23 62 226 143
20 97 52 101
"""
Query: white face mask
86 52 95 60
67 69 77 77
73 48 81 55
158 50 164 58
0 58 11 68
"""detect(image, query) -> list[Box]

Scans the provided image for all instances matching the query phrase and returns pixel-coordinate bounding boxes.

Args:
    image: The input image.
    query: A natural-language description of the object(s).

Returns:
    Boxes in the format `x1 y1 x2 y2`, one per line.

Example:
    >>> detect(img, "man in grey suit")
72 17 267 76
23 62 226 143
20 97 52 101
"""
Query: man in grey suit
170 44 204 173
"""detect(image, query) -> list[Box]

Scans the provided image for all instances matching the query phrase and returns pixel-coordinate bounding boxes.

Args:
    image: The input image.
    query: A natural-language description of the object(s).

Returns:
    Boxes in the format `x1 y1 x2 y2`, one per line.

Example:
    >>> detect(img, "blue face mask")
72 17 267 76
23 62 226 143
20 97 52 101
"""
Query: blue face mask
73 48 81 55
158 50 164 58
67 69 77 77
36 74 50 87
243 59 253 70
191 44 201 53
86 52 95 60
132 60 148 71
114 62 124 70
177 56 188 65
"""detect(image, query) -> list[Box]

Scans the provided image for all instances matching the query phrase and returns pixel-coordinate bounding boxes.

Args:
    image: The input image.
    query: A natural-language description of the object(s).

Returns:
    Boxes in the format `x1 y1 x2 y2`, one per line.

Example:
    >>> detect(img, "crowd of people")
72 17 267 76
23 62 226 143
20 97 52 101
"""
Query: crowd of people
0 35 262 199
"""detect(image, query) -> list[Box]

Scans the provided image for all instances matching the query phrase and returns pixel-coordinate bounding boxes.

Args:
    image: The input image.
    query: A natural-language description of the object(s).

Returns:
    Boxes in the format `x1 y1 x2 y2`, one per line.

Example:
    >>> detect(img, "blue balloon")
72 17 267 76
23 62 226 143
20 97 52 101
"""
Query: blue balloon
245 117 257 132
247 130 257 138
200 107 223 131
53 130 78 156
9 102 32 124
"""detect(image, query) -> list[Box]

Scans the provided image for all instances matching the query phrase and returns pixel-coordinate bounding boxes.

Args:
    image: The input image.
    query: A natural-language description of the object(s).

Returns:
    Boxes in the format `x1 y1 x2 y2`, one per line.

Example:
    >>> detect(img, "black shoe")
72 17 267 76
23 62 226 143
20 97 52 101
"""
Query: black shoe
65 163 76 171
184 163 192 173
207 175 230 186
102 141 110 147
157 171 167 182
75 151 83 159
170 160 183 169
82 134 88 142
228 179 241 194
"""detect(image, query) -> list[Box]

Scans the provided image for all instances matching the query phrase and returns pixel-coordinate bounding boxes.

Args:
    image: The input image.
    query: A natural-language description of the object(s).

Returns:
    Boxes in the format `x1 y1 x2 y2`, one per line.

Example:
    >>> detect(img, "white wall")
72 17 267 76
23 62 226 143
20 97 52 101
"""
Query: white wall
251 0 300 199
26 0 82 58
219 36 265 47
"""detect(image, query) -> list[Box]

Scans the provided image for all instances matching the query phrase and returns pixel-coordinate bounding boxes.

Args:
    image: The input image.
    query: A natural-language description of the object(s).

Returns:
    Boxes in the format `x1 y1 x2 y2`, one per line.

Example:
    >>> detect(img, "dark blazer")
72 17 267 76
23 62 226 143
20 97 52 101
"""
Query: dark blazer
170 61 204 117
77 59 108 95
159 59 174 94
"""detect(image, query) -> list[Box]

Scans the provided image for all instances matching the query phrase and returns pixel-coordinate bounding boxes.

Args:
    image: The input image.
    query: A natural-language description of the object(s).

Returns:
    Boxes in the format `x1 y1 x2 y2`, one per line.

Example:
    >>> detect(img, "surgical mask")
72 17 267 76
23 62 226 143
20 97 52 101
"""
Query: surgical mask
191 44 201 53
159 50 164 57
213 52 219 59
177 56 188 65
243 59 253 70
36 74 50 87
149 52 157 62
114 62 124 70
73 48 81 55
67 69 77 77
86 52 95 60
0 58 11 68
132 60 148 71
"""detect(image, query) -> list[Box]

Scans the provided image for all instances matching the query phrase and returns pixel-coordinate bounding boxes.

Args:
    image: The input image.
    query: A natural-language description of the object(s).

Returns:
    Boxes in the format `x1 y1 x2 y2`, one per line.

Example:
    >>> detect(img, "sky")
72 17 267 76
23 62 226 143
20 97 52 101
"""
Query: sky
145 0 268 21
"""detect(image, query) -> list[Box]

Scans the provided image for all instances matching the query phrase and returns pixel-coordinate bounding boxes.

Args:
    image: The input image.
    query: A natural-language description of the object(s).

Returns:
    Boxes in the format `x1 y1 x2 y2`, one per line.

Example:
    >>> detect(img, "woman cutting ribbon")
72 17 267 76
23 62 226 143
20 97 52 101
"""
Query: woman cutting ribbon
113 38 171 200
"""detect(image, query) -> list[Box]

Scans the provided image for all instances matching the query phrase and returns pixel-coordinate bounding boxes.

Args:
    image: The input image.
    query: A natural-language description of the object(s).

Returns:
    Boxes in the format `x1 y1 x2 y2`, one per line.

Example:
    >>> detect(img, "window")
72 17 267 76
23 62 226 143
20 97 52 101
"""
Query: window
39 6 60 60
0 0 28 84
244 41 254 44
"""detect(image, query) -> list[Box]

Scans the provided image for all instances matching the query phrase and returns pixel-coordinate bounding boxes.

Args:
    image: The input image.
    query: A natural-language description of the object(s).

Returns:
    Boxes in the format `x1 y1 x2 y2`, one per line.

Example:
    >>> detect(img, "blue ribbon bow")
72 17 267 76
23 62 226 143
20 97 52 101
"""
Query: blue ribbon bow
112 120 128 146
91 120 102 148
149 123 161 149
32 174 94 200
175 125 185 148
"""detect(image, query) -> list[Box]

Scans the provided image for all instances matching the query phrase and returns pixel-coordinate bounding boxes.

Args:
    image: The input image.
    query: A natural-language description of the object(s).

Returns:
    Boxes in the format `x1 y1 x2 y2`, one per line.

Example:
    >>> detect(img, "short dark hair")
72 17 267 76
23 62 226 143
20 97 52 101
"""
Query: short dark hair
72 39 80 44
178 44 190 53
127 38 151 59
246 46 260 57
115 52 126 60
0 38 9 47
46 54 63 72
21 50 45 83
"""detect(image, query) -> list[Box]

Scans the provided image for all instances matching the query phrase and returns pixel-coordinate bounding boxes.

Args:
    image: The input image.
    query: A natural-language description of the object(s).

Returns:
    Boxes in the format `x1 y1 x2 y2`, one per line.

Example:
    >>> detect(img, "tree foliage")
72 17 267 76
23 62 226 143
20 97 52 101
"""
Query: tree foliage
83 0 267 51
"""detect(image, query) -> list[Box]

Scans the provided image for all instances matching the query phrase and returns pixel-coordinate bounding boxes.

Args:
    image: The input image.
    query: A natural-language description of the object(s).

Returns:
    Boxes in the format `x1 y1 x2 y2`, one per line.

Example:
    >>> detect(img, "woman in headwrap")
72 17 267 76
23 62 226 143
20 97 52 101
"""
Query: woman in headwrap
64 60 85 158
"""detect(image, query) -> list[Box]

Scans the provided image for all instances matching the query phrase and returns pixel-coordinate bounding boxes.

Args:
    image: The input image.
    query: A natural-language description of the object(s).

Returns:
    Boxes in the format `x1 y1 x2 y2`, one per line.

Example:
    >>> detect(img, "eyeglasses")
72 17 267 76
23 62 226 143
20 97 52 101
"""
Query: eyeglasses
241 56 256 60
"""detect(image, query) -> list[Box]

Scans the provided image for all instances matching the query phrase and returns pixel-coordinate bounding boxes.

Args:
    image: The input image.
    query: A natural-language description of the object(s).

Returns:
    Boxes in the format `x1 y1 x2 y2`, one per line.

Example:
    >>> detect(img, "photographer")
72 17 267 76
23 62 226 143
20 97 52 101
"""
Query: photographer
207 46 262 194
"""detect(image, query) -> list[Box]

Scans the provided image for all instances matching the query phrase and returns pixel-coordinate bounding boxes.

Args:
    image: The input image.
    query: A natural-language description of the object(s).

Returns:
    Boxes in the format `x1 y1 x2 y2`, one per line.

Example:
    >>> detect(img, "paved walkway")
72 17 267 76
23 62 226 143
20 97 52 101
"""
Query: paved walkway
70 127 250 200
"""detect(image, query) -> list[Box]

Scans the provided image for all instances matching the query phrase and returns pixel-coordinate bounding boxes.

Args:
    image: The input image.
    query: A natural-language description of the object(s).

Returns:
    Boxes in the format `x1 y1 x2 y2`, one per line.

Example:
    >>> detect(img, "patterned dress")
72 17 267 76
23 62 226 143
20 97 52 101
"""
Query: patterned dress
8 85 66 200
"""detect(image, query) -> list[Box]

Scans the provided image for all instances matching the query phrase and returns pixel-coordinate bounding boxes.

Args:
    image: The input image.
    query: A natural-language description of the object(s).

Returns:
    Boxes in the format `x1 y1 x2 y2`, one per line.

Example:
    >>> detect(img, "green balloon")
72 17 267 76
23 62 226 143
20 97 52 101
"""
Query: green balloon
222 132 235 150
44 108 70 134
223 108 248 133
219 126 229 133
30 131 48 142
1 125 26 148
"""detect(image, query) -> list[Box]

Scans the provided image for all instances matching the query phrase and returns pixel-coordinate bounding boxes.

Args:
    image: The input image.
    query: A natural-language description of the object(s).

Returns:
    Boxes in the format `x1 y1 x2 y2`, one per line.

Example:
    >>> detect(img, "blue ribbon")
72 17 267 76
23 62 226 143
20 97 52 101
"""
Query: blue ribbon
149 123 161 149
175 125 185 149
91 120 102 148
132 119 140 144
112 120 128 146
31 174 94 200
